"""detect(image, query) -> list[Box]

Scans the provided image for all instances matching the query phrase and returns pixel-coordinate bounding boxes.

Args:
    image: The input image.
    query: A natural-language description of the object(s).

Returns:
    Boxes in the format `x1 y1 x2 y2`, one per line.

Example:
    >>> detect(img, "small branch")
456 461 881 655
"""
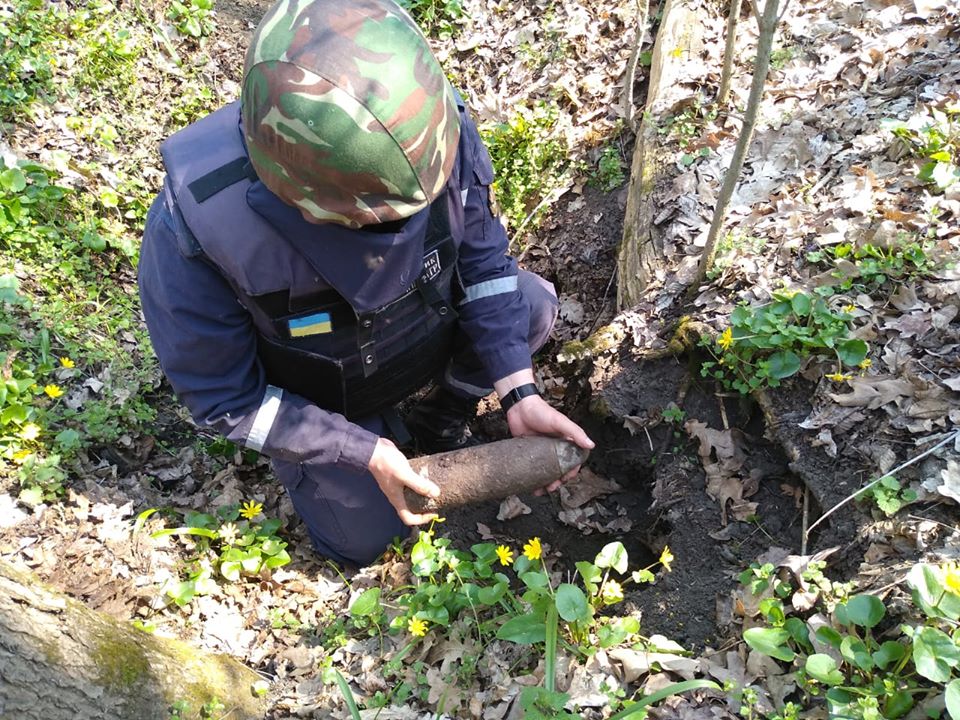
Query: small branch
621 0 652 129
717 0 743 107
747 0 761 21
801 485 809 555
805 430 960 539
691 0 781 288
776 0 795 24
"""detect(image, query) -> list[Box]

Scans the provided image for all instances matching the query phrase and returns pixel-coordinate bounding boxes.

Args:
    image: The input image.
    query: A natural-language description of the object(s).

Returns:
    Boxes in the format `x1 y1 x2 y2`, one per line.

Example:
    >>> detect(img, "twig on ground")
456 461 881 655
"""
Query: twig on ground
621 0 652 129
801 485 809 555
806 429 960 540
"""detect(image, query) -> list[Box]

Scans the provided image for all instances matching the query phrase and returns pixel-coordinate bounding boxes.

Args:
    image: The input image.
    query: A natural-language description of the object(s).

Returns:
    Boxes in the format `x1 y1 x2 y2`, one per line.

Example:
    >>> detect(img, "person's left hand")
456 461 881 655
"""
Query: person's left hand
506 394 595 493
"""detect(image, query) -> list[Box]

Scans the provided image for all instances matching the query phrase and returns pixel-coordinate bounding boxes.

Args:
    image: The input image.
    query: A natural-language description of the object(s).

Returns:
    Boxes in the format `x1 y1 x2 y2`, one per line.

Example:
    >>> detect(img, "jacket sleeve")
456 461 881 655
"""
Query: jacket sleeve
137 190 378 472
454 108 533 384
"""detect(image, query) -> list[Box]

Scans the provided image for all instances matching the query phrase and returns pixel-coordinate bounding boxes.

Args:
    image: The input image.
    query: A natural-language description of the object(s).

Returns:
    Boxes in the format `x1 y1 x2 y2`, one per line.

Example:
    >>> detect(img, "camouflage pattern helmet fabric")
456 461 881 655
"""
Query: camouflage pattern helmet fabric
242 0 461 227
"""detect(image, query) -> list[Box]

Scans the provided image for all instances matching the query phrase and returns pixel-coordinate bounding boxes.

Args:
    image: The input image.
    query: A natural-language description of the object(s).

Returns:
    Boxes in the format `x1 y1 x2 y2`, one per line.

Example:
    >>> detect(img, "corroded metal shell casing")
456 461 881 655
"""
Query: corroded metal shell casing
403 436 590 513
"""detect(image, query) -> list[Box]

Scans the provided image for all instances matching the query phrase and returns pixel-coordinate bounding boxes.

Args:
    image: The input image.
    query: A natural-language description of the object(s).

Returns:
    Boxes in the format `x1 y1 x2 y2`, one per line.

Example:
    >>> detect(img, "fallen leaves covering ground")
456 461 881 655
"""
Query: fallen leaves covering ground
2 0 960 716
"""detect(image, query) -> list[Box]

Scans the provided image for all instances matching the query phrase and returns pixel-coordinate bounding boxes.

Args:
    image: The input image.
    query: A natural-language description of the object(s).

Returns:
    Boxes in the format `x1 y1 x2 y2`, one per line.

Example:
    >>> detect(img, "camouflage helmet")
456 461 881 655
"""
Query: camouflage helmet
241 0 461 227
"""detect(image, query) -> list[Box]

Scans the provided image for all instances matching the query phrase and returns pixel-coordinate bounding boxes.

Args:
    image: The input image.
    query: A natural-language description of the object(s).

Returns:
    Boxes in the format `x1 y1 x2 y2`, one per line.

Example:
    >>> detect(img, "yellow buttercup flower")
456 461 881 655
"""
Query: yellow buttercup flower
718 328 734 350
600 579 624 604
408 616 428 637
659 546 674 572
495 545 514 566
239 500 263 520
218 522 239 545
20 423 41 441
59 357 75 368
825 372 852 382
858 359 872 369
12 449 32 464
43 384 64 399
523 537 542 561
943 563 960 596
843 304 857 313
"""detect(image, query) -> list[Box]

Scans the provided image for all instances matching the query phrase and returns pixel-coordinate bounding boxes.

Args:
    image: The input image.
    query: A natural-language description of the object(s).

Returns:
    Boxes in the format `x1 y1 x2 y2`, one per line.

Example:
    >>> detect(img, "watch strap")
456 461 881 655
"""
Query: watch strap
500 383 540 413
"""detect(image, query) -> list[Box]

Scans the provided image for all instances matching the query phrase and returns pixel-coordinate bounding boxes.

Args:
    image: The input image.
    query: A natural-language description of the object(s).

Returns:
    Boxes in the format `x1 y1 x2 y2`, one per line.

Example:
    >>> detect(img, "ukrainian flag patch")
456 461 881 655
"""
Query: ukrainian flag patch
288 312 333 337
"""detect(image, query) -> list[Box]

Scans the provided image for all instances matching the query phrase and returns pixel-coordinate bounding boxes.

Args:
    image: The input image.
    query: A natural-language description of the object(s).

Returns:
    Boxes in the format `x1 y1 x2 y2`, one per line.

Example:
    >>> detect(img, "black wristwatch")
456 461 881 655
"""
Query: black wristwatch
500 383 540 413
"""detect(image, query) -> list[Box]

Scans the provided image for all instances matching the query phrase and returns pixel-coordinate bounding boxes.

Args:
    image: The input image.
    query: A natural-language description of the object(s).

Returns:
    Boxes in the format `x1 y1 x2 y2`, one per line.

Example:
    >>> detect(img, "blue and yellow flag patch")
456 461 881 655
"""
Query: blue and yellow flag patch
288 312 333 338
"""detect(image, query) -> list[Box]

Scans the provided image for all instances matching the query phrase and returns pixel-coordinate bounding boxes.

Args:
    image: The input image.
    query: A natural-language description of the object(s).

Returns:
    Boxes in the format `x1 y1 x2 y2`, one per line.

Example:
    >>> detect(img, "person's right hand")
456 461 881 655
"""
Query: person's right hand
368 437 440 526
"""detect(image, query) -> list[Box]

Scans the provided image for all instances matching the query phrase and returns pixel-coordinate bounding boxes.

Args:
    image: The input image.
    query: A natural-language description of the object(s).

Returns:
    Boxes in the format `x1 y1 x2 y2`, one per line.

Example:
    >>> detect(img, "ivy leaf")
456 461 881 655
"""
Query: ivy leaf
837 339 868 367
946 679 960 720
594 542 628 573
843 594 885 629
743 627 795 662
0 167 26 192
872 641 905 670
497 612 546 644
555 584 590 623
805 654 844 686
913 626 960 683
349 587 381 618
767 350 801 379
791 293 812 316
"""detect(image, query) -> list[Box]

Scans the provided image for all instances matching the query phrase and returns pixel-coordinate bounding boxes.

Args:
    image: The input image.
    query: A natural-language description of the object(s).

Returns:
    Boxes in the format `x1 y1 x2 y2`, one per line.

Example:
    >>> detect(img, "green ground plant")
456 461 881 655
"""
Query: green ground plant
480 102 570 237
335 527 683 714
168 0 217 40
398 0 464 39
590 145 626 192
145 501 291 606
883 103 959 191
707 232 769 280
741 560 960 719
806 239 937 292
701 290 868 394
0 0 61 120
857 475 917 518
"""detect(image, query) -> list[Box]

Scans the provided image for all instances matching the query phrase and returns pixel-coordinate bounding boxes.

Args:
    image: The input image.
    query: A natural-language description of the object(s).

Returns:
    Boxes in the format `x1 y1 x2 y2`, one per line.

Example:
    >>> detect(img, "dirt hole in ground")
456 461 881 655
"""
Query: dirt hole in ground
446 357 816 650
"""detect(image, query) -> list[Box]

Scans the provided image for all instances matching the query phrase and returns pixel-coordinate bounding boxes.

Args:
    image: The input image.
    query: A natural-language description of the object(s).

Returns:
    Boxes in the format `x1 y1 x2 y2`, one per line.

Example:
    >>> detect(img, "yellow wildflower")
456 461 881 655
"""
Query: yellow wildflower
825 372 852 382
218 522 239 545
523 537 542 561
600 579 624 604
843 304 857 313
12 449 32 464
717 328 734 350
495 544 514 566
858 359 872 369
20 423 41 441
408 616 428 637
239 500 263 520
59 357 75 368
43 384 64 399
944 563 960 596
659 546 674 572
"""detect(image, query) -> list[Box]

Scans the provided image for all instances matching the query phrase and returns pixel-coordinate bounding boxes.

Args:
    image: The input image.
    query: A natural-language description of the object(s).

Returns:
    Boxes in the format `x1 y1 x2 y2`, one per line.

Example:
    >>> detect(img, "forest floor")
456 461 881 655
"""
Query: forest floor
1 0 959 718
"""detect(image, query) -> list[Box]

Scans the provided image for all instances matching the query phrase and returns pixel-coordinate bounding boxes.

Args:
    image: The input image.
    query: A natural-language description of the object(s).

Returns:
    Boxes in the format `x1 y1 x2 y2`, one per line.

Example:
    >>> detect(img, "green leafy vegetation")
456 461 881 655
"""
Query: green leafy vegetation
0 0 60 120
590 144 627 192
701 290 868 394
740 559 960 719
147 502 291 607
320 527 684 714
883 103 959 192
481 101 570 236
397 0 464 39
857 475 918 517
805 239 938 292
168 0 217 39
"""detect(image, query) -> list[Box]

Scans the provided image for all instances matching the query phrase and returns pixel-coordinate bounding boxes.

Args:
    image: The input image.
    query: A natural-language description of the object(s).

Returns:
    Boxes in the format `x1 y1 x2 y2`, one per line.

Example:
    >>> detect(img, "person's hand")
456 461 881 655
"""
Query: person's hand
368 438 440 525
506 394 595 493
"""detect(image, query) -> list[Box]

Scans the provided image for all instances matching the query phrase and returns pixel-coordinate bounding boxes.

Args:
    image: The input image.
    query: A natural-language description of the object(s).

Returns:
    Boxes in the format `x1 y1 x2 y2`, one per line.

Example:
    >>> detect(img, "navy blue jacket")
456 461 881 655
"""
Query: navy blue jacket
138 102 530 473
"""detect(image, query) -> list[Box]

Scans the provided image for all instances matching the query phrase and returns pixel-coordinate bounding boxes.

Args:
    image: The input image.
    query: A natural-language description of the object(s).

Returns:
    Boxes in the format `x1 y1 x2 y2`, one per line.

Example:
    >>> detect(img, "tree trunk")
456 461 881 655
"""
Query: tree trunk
0 560 266 720
617 0 707 310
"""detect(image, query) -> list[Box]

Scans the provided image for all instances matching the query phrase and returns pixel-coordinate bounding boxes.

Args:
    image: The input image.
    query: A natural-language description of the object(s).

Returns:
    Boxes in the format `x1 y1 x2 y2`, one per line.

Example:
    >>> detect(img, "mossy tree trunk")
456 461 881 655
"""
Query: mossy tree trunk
0 560 266 720
617 0 707 310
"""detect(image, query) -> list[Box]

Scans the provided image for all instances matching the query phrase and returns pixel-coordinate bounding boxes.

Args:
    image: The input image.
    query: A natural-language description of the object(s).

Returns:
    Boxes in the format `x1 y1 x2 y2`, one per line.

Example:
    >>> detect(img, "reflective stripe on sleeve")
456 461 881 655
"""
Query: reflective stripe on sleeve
460 187 469 207
461 275 518 304
246 385 283 453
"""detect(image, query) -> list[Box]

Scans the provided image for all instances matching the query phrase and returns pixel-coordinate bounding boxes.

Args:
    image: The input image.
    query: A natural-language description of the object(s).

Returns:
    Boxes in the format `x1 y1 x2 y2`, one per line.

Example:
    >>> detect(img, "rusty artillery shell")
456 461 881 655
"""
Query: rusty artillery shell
403 436 590 514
